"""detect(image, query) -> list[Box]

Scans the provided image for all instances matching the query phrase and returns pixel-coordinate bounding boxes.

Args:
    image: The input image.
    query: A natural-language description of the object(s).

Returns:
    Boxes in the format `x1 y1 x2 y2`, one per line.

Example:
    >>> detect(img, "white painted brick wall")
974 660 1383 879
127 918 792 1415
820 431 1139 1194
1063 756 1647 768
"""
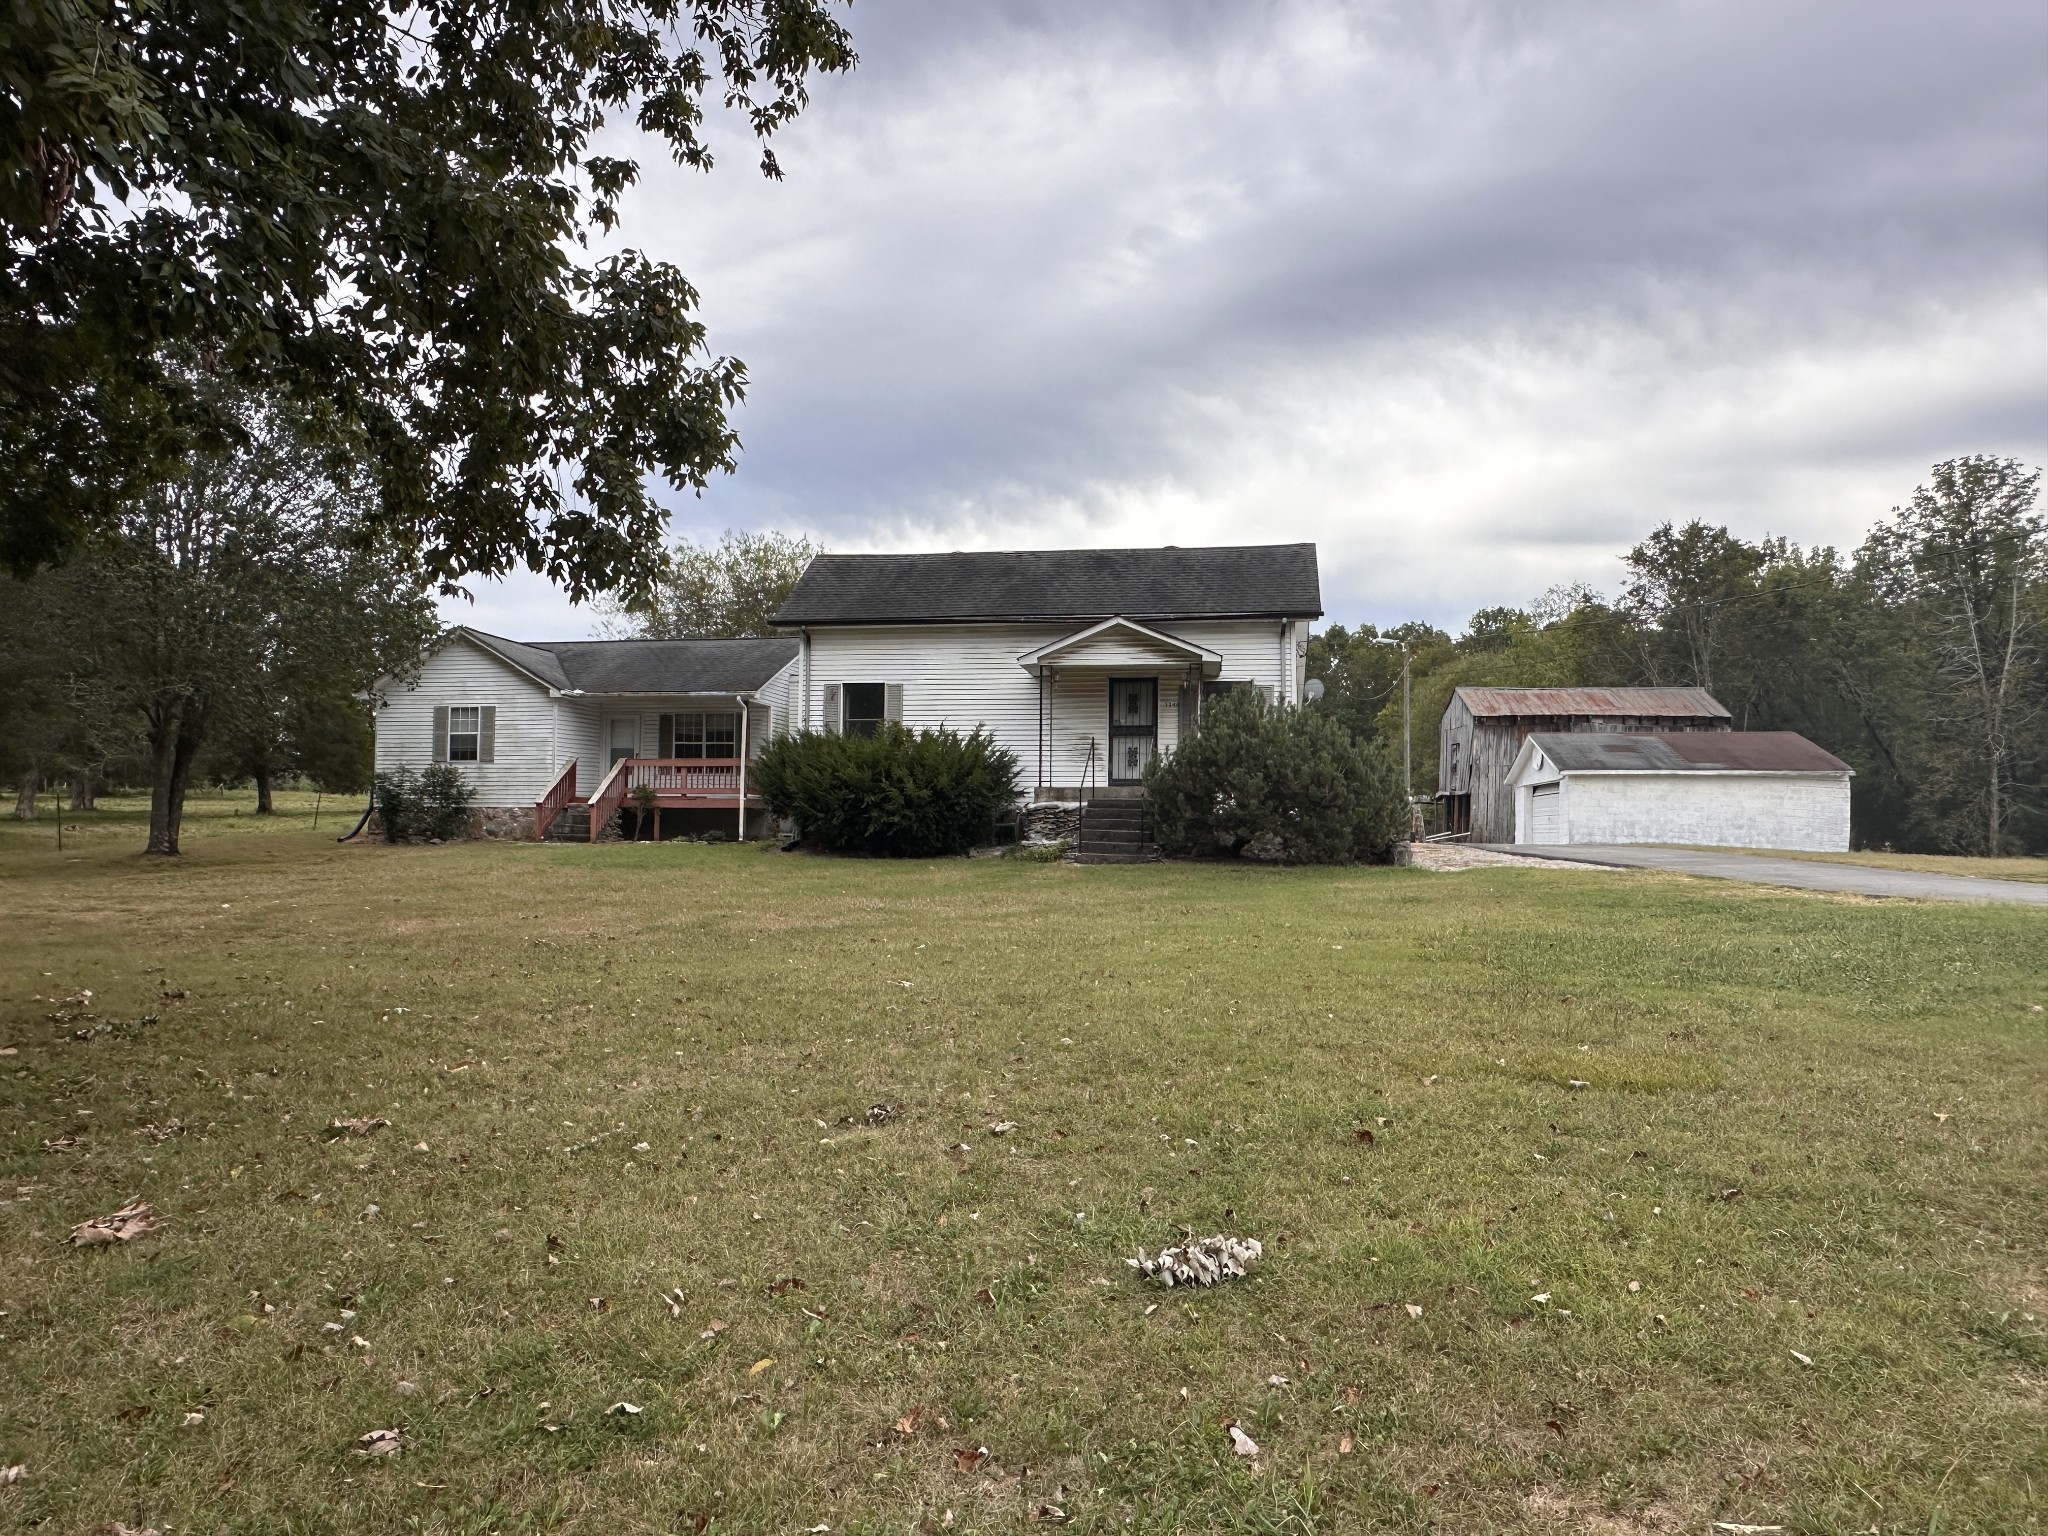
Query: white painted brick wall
1564 773 1850 852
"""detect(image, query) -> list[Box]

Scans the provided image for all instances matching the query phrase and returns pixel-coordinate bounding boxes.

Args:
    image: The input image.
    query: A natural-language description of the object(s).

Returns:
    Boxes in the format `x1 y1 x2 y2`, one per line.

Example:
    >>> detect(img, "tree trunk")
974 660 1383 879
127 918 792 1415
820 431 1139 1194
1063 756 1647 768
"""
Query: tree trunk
254 768 274 815
68 774 94 811
146 713 205 856
12 770 37 821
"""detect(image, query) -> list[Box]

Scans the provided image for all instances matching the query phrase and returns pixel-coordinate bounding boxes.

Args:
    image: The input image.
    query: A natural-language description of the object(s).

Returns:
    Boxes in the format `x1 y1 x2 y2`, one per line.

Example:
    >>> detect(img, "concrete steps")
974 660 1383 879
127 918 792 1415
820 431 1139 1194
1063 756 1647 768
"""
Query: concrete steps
1071 802 1160 864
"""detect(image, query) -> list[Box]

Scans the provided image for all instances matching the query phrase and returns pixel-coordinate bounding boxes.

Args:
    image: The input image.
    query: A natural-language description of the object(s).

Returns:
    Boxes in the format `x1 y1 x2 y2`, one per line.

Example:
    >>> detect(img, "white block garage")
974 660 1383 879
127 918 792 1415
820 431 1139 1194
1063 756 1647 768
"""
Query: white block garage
1509 731 1853 852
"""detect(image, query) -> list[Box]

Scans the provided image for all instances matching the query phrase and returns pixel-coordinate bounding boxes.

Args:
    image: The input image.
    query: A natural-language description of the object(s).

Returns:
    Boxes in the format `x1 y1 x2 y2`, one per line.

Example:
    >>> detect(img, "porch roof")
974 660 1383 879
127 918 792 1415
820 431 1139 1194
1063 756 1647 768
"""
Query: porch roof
1015 616 1222 677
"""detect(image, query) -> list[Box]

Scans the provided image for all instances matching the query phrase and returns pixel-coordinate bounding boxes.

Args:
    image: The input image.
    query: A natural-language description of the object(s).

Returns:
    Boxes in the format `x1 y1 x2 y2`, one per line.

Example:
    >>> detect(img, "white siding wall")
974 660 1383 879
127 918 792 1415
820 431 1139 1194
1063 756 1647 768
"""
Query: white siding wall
1560 773 1851 851
373 640 561 806
801 620 1301 793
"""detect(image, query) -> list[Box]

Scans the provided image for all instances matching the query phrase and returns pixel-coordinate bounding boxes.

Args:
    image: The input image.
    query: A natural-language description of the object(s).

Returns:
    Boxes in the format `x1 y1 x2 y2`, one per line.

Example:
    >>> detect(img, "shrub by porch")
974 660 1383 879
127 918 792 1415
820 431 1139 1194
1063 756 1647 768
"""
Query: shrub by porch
752 723 1020 857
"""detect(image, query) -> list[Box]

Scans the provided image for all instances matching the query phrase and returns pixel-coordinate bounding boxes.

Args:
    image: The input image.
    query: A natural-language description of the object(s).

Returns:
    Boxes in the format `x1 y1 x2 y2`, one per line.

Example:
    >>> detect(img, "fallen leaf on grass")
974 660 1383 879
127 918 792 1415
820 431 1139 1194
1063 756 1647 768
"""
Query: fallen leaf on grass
353 1428 402 1457
607 1402 642 1416
952 1445 989 1471
660 1287 686 1318
1265 1374 1289 1387
1352 1128 1375 1145
975 1287 996 1306
0 1464 23 1484
1789 1350 1813 1367
748 1357 775 1376
893 1407 922 1436
1567 1079 1590 1090
1404 1303 1423 1319
40 1135 82 1153
135 1119 185 1143
1032 1505 1069 1523
698 1320 726 1341
1225 1422 1259 1457
767 1276 805 1296
181 1411 206 1427
326 1117 390 1139
1126 1234 1262 1288
1338 1433 1354 1454
1933 1112 1950 1124
989 1121 1018 1135
68 1200 163 1247
863 1102 901 1126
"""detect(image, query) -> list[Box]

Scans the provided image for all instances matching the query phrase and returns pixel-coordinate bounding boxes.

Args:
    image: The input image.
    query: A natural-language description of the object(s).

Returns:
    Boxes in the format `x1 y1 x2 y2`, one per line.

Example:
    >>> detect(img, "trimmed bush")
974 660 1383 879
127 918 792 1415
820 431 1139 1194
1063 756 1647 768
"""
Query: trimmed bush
372 763 478 842
752 724 1021 857
1145 685 1406 863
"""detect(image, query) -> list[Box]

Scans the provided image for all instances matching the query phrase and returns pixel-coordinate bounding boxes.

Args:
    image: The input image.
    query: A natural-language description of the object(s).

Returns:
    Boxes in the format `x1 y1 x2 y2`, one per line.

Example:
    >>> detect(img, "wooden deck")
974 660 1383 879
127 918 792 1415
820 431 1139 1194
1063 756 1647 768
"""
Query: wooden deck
535 757 766 841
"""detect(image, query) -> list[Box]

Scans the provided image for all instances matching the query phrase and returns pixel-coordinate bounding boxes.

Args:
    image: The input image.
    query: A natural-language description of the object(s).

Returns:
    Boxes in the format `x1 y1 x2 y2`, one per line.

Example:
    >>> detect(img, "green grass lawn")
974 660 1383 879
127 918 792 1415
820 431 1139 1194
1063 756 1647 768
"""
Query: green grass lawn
2 794 2043 1535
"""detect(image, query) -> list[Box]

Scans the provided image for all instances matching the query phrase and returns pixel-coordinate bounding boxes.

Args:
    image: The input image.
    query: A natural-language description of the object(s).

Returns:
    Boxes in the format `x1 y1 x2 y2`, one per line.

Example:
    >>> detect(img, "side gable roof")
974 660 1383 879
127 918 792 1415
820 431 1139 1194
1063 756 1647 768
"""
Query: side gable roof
1456 686 1730 720
1521 731 1851 775
772 544 1322 626
447 628 798 695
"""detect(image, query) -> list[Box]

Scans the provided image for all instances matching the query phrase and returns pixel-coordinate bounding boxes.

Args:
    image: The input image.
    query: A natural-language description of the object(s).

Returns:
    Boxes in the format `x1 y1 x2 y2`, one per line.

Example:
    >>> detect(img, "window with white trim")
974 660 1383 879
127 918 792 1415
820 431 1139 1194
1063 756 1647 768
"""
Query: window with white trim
447 705 481 762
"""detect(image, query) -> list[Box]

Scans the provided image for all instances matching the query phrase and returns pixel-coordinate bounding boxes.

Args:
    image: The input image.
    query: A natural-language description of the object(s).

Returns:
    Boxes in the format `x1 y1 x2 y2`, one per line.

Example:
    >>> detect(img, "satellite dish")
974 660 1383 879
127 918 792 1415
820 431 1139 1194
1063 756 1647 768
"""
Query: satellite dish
1304 678 1326 701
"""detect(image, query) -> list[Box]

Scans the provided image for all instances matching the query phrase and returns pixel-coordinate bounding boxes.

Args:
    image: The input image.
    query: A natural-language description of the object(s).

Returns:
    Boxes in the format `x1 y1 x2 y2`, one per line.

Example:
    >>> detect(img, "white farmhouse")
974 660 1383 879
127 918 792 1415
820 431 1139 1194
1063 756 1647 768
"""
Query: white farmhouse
769 544 1321 797
371 631 800 840
369 542 1321 849
1509 731 1853 851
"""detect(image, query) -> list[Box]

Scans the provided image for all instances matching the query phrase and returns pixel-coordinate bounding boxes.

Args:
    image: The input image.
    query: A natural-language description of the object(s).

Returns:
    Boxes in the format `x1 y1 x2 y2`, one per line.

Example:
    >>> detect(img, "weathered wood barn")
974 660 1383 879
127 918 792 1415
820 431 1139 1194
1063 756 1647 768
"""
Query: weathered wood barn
1437 686 1731 842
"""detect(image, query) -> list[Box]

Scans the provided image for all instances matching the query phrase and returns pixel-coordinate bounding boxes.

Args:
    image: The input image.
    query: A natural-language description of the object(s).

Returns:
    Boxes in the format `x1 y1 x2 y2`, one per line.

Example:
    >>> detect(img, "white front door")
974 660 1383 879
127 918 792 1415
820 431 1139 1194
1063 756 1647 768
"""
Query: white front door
608 716 640 767
1528 783 1562 844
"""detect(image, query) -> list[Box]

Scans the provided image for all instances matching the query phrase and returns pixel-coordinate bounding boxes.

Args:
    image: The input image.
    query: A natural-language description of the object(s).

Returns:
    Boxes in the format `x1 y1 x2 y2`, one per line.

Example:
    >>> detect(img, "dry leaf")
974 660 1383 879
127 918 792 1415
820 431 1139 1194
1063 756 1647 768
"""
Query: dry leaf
181 1411 206 1427
1126 1234 1262 1288
1031 1504 1069 1523
748 1357 775 1376
952 1445 989 1471
326 1117 390 1139
698 1320 726 1341
894 1407 923 1436
1225 1422 1259 1457
661 1287 686 1317
975 1287 996 1306
1789 1350 1813 1367
1404 1303 1423 1319
767 1276 805 1296
607 1402 643 1415
864 1102 901 1126
988 1121 1018 1135
1627 1280 1642 1294
68 1200 163 1247
0 1464 23 1484
1352 1128 1375 1145
353 1427 402 1457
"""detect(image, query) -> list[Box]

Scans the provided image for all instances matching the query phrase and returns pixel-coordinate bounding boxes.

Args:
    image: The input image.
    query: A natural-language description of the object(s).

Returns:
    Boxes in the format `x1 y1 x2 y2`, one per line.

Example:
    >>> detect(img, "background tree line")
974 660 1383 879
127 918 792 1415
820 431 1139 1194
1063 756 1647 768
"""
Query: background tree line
1308 456 2047 855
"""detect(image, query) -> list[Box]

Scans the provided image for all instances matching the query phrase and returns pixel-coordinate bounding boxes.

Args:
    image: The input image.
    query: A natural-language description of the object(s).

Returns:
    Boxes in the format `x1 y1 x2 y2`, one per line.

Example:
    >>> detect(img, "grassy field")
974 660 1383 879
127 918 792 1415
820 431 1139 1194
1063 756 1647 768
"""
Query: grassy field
1 793 2043 1535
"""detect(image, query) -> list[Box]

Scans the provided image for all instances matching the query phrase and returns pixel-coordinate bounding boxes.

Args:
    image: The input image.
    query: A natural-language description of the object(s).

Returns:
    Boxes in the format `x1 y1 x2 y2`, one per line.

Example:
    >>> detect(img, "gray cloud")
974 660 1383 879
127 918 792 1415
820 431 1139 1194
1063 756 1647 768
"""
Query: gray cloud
452 0 2048 639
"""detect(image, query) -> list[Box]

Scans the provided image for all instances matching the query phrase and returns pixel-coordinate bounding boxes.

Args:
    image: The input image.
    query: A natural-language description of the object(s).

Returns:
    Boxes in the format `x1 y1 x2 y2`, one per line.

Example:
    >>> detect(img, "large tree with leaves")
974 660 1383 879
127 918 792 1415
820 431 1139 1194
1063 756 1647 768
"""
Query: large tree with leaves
28 385 438 854
1 0 855 594
598 527 820 637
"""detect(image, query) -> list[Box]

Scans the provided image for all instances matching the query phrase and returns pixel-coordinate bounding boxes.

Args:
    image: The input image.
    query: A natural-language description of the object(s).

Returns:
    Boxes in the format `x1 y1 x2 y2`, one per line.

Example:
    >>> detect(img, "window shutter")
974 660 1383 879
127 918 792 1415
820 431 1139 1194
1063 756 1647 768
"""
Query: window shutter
884 683 904 723
432 706 449 762
658 714 674 758
1178 682 1198 740
821 683 841 734
479 706 497 763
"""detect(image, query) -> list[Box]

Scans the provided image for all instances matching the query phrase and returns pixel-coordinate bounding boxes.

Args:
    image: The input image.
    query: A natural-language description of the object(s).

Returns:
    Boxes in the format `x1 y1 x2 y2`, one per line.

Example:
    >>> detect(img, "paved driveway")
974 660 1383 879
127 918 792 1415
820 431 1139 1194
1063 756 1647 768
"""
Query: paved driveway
1485 844 2048 906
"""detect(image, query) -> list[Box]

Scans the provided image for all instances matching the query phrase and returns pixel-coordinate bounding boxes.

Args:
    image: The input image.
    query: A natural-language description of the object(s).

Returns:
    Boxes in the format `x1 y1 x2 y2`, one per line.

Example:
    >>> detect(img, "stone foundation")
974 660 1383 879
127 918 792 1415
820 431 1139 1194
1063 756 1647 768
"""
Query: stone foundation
477 806 535 840
1020 801 1081 847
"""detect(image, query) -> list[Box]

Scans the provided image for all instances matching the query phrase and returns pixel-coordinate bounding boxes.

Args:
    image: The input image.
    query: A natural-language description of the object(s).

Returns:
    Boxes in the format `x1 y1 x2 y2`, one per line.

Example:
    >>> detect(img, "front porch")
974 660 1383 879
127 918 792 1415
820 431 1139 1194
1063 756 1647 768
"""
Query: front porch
535 756 770 842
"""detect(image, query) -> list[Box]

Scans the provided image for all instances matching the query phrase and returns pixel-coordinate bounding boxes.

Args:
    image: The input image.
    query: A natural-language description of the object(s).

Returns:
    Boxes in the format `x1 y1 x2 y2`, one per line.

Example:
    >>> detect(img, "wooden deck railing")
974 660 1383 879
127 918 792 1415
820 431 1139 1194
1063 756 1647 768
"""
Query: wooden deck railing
584 754 634 842
533 760 579 840
624 758 746 795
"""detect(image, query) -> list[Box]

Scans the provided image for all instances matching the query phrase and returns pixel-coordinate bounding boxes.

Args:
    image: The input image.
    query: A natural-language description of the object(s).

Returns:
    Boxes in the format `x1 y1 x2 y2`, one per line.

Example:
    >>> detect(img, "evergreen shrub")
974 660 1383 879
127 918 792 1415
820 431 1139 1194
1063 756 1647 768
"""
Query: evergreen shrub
372 763 478 841
752 724 1021 857
1145 685 1406 863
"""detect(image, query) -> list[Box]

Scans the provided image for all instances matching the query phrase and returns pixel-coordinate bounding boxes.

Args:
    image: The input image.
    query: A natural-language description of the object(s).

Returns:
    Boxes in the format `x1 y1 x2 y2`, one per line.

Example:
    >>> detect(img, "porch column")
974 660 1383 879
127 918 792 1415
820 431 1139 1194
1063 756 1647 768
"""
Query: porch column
736 694 749 842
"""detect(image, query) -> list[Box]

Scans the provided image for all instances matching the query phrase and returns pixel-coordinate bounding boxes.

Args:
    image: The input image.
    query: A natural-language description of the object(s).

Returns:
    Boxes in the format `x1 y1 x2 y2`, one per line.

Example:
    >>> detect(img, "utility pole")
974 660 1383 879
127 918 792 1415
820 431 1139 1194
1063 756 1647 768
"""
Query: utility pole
1401 643 1412 802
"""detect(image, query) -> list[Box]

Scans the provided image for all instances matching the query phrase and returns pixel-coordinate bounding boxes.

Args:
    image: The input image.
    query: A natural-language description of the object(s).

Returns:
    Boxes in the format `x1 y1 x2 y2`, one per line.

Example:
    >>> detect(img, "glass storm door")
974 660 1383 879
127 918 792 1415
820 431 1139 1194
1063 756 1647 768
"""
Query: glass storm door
1108 678 1158 784
608 717 639 767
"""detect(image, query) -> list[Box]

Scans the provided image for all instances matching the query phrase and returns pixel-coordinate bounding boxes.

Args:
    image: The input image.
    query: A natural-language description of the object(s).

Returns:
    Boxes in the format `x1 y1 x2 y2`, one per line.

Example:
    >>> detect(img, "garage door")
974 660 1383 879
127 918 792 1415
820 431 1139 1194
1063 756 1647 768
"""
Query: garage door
1528 784 1562 844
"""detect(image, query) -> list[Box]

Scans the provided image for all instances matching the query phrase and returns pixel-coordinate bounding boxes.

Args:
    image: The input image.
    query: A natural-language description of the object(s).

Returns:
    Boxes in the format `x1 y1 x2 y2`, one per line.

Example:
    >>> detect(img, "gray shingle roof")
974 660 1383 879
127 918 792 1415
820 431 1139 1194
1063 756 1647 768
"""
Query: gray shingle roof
1527 731 1852 774
459 629 798 694
772 544 1322 626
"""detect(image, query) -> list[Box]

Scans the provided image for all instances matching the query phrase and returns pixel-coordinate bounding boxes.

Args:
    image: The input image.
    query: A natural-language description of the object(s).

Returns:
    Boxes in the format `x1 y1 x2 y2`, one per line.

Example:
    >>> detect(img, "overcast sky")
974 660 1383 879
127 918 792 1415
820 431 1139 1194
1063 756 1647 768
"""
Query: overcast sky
452 0 2048 638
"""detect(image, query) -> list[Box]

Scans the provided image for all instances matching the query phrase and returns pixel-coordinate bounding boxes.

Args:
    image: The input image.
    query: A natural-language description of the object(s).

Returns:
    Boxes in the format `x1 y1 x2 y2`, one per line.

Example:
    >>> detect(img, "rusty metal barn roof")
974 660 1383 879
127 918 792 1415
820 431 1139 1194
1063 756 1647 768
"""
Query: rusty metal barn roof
1455 686 1730 720
1527 731 1851 774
